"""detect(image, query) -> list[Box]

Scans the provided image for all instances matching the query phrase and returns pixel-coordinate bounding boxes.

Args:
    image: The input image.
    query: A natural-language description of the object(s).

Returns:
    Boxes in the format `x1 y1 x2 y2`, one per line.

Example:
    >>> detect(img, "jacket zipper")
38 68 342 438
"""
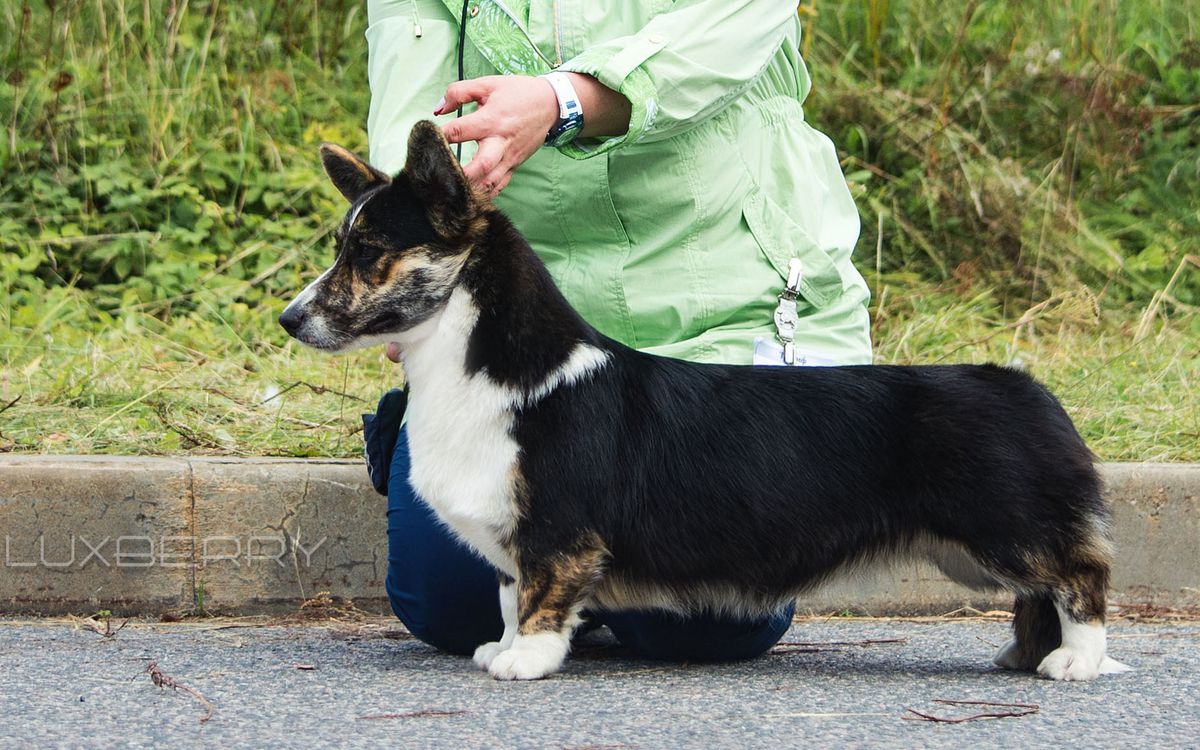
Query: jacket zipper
552 0 564 66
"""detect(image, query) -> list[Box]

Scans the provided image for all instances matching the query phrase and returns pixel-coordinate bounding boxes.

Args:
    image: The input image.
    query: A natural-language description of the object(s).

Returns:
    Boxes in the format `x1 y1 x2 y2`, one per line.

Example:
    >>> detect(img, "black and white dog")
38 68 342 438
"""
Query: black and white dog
280 121 1130 681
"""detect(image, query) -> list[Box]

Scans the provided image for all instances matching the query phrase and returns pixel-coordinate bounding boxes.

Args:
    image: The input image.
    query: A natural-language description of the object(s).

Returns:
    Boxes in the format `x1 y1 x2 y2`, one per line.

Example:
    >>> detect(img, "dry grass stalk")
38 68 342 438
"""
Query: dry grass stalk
69 614 129 638
145 661 215 724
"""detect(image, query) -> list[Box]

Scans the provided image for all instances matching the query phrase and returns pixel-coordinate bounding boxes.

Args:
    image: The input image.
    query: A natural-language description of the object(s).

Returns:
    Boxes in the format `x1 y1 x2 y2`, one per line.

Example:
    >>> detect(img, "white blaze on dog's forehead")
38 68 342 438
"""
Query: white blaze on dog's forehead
341 184 388 240
287 185 381 320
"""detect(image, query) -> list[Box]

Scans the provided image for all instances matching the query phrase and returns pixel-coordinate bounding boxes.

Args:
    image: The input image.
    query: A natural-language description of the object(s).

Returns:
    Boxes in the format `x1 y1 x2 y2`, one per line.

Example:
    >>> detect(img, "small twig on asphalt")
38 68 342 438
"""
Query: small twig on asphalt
356 710 468 721
792 609 1013 624
936 606 1014 620
70 615 129 638
772 637 907 654
903 699 1040 724
145 661 214 723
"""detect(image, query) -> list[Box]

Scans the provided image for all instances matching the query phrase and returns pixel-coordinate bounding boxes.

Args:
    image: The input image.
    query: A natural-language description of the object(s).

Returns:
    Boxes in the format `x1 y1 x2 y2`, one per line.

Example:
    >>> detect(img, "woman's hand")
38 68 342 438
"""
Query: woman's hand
437 73 631 197
437 75 558 198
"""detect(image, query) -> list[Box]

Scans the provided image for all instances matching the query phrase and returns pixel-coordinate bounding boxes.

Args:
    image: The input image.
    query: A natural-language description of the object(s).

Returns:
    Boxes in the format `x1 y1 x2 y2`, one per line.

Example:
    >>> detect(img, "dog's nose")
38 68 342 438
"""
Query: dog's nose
279 305 307 336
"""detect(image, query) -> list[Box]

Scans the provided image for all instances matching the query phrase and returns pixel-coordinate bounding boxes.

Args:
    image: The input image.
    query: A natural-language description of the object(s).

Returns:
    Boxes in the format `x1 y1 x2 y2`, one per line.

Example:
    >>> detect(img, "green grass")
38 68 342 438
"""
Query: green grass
2 279 1194 461
1 1 1198 461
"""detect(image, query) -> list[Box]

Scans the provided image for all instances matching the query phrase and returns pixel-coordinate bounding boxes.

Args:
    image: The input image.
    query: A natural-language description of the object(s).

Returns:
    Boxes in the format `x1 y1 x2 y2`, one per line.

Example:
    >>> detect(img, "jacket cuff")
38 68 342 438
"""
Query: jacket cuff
555 36 667 159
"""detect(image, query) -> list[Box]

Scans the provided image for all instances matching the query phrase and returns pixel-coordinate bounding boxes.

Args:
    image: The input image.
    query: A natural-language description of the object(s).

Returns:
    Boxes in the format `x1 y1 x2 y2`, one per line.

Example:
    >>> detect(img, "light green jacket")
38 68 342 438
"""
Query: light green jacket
365 0 872 366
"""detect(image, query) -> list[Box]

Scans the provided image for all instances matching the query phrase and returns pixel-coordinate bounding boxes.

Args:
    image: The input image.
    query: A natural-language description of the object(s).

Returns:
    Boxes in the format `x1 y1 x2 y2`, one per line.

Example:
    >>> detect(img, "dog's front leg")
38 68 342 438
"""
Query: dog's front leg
486 543 606 681
472 572 517 670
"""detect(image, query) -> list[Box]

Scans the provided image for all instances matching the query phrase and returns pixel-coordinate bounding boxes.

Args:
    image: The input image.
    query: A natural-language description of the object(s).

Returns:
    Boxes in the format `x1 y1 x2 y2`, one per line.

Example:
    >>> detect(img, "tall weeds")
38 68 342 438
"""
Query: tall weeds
1 0 368 333
802 0 1199 312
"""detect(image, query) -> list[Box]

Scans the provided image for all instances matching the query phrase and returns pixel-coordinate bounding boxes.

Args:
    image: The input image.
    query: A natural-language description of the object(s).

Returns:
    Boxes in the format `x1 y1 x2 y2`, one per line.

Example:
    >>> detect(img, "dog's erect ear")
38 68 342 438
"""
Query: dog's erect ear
404 120 472 236
320 144 390 203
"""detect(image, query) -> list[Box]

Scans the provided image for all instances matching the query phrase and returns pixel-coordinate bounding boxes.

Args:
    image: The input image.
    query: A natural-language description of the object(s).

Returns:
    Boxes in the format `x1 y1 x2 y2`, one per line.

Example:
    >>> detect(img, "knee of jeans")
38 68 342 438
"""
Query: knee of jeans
386 575 500 656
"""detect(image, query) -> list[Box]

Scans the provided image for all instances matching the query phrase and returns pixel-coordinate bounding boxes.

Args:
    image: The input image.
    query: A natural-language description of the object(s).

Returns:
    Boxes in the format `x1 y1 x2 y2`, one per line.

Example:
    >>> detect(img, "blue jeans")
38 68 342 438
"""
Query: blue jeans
385 428 794 659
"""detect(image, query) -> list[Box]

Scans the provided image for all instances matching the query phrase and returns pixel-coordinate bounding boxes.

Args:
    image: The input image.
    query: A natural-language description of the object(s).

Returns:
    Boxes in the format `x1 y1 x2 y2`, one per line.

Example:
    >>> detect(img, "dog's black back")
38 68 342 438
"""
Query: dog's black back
518 352 1102 604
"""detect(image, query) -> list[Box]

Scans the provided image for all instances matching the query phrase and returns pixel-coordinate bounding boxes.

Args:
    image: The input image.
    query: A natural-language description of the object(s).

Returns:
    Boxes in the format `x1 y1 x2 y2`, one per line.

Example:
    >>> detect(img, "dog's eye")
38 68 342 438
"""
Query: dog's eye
353 240 389 263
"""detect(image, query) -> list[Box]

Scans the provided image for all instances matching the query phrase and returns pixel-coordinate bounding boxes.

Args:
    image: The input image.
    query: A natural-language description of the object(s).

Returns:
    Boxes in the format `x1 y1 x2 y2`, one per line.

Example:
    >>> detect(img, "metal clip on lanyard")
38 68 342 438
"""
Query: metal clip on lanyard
773 259 804 365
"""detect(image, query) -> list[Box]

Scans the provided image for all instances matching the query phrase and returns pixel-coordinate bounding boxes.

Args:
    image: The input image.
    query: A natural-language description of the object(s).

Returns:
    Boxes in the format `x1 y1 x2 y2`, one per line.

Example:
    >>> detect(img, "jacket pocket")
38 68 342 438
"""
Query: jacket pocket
743 186 844 309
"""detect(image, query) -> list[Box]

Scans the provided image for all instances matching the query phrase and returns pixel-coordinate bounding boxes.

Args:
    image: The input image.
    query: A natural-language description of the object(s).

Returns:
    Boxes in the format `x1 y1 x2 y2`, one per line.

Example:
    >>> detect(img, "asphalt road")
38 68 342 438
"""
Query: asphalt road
1 615 1196 748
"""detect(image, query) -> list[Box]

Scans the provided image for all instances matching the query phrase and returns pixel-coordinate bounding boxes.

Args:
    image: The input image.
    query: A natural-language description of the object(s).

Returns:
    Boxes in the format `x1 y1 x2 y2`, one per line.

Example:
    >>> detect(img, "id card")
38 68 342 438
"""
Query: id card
752 337 839 368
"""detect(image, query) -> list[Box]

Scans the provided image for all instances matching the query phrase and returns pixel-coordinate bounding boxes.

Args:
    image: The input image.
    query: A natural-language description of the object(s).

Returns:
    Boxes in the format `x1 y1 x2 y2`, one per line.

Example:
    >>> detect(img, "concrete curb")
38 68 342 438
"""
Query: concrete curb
0 456 387 615
1 457 1197 616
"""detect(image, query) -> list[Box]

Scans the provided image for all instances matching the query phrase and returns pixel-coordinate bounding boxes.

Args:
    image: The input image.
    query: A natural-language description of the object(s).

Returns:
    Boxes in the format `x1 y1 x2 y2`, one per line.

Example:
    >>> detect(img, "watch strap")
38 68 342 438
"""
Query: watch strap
541 72 585 146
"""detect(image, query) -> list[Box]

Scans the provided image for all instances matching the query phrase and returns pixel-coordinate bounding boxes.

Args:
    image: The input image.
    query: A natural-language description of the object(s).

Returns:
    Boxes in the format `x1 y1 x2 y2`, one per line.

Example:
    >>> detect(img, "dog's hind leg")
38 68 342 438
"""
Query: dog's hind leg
996 531 1131 681
486 536 607 681
919 540 1071 673
994 593 1060 671
1035 563 1132 681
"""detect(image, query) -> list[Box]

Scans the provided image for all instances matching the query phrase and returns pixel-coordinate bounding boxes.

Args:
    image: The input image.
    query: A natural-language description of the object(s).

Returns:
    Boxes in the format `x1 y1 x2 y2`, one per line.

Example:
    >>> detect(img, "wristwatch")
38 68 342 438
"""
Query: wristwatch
541 72 585 147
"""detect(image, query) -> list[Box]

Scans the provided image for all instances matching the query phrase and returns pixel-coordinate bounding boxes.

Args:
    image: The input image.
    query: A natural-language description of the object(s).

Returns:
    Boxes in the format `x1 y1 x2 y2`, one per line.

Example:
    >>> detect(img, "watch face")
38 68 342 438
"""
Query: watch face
546 113 585 147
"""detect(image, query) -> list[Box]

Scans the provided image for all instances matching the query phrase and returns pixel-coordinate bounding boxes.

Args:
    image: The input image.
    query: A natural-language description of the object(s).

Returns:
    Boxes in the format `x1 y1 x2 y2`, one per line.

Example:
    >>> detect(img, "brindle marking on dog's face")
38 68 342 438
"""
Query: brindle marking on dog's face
280 125 482 352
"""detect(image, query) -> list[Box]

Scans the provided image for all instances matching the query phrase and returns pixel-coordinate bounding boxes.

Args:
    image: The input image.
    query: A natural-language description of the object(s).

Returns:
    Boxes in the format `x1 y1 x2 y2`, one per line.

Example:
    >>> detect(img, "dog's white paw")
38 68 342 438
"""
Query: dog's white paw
1037 646 1119 681
486 632 568 681
1037 612 1132 680
993 638 1023 670
473 641 507 671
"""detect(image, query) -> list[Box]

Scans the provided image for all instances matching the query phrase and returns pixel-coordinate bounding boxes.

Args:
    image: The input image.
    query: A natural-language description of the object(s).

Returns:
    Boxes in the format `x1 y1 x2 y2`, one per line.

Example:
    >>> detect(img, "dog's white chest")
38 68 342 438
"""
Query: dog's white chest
405 373 522 576
399 293 523 575
397 288 611 578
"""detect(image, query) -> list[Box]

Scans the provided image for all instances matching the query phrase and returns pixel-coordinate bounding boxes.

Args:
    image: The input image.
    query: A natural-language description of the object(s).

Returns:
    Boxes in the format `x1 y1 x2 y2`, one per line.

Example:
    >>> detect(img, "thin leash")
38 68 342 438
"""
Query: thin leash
456 0 469 162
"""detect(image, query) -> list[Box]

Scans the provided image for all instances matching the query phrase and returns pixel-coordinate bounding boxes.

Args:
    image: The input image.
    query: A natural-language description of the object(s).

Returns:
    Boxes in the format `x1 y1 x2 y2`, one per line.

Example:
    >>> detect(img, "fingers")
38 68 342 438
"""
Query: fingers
435 76 557 196
441 110 493 145
386 342 401 363
435 78 496 116
481 165 513 198
488 171 512 198
463 137 506 184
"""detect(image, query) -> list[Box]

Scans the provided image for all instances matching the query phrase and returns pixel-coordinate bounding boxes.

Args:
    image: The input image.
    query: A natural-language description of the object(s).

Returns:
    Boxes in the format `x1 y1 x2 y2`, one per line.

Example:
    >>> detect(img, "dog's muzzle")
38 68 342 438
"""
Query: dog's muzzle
278 305 307 338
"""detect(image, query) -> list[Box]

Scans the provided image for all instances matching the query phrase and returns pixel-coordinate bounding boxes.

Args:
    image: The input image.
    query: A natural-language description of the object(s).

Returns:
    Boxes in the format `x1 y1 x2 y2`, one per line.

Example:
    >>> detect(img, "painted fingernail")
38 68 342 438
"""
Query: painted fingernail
386 342 401 362
434 97 446 115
